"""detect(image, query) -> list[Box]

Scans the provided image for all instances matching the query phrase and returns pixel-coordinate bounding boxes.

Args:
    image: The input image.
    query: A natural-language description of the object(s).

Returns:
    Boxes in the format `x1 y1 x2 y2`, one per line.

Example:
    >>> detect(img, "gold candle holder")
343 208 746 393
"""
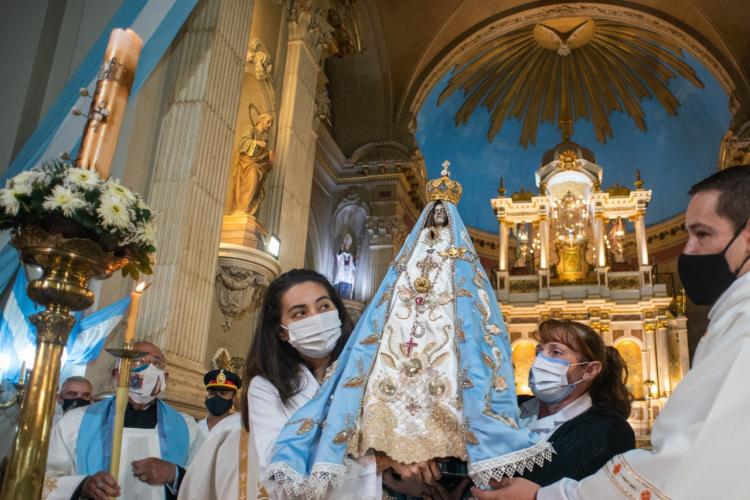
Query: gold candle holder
1 26 145 500
77 29 143 178
106 281 149 486
0 226 128 500
105 345 147 488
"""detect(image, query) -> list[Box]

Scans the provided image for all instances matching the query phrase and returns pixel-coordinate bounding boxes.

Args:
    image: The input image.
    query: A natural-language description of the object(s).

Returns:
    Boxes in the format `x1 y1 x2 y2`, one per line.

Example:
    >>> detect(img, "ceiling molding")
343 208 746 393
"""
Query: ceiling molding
409 3 738 125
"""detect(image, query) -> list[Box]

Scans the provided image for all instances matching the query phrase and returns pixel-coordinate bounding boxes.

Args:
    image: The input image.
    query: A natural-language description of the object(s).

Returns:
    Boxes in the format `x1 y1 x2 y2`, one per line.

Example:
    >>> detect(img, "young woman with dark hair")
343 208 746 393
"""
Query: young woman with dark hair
180 269 381 499
515 319 635 487
240 268 354 429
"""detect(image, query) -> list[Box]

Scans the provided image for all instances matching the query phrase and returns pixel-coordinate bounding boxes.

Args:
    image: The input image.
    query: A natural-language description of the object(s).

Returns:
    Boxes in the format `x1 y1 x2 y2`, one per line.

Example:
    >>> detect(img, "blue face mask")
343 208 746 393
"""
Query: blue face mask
529 353 589 404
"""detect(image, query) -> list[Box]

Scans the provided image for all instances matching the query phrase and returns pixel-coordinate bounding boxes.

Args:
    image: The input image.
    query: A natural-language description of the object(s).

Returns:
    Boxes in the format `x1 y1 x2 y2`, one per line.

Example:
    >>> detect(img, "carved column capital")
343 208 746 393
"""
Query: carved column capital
288 0 334 63
246 38 274 83
367 215 405 247
718 121 750 169
315 81 332 127
30 308 76 345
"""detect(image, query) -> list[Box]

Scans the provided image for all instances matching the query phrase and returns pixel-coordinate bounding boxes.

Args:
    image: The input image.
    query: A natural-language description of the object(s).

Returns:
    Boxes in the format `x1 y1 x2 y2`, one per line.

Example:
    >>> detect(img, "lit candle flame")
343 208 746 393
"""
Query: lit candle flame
135 281 151 293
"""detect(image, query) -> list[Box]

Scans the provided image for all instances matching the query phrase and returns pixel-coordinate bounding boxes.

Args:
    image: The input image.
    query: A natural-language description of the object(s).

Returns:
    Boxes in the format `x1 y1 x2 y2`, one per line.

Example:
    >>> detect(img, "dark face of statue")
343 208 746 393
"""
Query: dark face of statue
432 202 447 227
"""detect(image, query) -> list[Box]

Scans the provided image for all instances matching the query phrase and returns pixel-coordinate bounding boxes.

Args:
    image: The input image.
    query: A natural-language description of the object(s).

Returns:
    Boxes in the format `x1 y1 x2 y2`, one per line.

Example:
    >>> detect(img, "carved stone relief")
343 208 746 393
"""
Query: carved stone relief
288 0 334 62
246 38 274 84
215 265 269 331
718 121 750 169
367 215 406 247
315 82 333 127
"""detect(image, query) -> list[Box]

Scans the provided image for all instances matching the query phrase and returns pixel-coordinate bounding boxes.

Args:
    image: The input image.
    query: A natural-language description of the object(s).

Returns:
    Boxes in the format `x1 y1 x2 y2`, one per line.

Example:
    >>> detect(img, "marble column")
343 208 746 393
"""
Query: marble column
538 217 549 270
497 219 510 295
633 210 652 288
498 220 509 272
644 324 658 396
137 0 254 413
260 0 331 271
594 216 607 268
654 324 671 396
634 212 649 267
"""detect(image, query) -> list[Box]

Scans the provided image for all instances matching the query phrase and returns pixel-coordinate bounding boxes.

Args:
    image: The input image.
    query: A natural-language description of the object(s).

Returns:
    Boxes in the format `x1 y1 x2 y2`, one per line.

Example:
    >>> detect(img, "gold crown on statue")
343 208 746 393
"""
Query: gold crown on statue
425 160 463 205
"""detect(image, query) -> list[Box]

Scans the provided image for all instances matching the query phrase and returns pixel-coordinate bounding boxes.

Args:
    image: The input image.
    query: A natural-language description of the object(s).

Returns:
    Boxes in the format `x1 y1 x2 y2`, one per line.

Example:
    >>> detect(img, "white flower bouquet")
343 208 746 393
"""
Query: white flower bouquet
0 160 155 278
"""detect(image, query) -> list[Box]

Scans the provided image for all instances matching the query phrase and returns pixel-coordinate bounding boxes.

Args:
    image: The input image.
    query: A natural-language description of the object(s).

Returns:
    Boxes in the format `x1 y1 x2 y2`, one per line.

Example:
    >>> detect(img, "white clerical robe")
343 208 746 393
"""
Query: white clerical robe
0 380 20 462
44 401 203 500
538 271 750 500
197 412 238 440
179 366 381 500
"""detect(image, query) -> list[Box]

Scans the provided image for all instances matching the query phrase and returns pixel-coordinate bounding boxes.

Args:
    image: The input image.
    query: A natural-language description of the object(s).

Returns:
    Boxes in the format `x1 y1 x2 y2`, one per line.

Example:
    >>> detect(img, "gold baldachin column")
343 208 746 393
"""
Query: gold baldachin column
0 227 125 500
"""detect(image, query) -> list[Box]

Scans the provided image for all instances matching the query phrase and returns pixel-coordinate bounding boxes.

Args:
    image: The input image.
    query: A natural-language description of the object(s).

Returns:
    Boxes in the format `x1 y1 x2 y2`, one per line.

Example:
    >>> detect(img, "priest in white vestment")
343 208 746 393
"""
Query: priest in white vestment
474 166 750 500
44 342 203 500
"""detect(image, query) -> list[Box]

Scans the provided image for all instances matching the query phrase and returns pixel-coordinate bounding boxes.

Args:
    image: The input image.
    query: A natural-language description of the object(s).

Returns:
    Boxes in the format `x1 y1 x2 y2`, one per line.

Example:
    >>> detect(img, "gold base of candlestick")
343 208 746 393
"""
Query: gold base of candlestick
0 226 128 500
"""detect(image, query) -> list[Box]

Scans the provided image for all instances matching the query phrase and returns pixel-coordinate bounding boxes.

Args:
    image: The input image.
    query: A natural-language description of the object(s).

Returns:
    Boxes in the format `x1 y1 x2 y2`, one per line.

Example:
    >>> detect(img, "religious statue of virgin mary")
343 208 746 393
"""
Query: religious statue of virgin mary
265 162 553 497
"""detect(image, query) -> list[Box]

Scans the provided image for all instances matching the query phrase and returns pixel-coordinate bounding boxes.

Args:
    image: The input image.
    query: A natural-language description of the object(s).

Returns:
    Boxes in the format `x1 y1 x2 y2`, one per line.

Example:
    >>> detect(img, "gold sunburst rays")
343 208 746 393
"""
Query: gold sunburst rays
439 18 704 147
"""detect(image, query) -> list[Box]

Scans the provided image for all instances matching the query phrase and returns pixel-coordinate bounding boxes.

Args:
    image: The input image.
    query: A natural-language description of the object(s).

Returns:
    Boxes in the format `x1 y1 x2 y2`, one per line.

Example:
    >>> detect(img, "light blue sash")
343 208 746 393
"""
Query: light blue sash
76 397 189 474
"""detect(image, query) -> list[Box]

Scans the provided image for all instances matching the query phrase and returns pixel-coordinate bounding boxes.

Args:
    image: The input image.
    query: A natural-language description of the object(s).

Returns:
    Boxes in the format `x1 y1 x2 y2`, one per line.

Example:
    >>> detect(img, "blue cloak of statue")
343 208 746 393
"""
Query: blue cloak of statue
264 178 553 498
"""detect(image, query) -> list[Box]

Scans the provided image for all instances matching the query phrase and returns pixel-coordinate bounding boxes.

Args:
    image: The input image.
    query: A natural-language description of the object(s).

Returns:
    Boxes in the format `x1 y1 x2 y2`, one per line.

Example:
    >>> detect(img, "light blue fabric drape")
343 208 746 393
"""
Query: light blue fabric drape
0 0 200 289
266 201 553 496
77 397 189 474
0 271 130 382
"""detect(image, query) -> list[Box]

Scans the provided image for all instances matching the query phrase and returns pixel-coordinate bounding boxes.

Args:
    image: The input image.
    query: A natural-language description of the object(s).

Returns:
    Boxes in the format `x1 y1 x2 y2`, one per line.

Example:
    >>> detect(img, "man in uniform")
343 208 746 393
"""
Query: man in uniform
197 368 241 439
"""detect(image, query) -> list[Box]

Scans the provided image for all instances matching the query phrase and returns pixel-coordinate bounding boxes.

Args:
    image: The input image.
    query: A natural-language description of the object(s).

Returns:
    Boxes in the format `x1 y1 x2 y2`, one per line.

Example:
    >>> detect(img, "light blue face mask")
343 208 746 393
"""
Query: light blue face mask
529 353 589 404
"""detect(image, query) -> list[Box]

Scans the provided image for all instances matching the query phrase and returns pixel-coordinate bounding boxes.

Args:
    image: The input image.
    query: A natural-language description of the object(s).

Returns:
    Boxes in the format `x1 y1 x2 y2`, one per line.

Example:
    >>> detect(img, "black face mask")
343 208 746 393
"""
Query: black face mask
678 222 750 306
61 398 91 412
205 395 234 416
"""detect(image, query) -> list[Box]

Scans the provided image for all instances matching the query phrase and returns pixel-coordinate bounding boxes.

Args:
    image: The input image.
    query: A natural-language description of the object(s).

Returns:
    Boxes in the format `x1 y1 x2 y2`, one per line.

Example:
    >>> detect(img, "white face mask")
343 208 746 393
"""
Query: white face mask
129 363 166 405
281 310 342 358
529 353 588 404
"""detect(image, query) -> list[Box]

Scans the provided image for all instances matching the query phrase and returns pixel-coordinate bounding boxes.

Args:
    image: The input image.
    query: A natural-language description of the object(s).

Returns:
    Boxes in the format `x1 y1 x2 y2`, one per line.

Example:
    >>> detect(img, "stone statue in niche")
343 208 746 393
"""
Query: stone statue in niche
229 105 274 216
334 233 357 300
326 8 355 57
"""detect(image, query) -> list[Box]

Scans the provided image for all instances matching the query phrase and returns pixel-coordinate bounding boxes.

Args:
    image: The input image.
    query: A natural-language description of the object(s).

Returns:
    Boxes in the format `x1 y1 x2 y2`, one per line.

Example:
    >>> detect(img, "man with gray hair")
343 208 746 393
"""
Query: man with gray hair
45 341 203 500
58 375 93 414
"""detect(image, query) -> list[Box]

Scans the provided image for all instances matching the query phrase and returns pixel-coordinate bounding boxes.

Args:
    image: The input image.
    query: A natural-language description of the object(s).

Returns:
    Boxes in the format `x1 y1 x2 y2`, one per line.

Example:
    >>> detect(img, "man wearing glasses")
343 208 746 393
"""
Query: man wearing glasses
44 341 204 500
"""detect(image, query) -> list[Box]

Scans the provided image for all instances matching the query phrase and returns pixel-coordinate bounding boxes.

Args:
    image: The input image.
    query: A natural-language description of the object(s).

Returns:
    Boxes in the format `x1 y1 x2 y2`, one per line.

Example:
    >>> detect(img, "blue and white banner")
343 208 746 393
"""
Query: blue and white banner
0 272 130 383
0 0 199 292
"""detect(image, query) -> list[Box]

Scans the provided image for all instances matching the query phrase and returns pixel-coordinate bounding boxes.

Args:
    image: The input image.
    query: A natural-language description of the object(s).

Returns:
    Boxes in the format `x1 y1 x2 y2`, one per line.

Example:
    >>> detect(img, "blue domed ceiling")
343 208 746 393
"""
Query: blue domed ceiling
416 51 730 233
